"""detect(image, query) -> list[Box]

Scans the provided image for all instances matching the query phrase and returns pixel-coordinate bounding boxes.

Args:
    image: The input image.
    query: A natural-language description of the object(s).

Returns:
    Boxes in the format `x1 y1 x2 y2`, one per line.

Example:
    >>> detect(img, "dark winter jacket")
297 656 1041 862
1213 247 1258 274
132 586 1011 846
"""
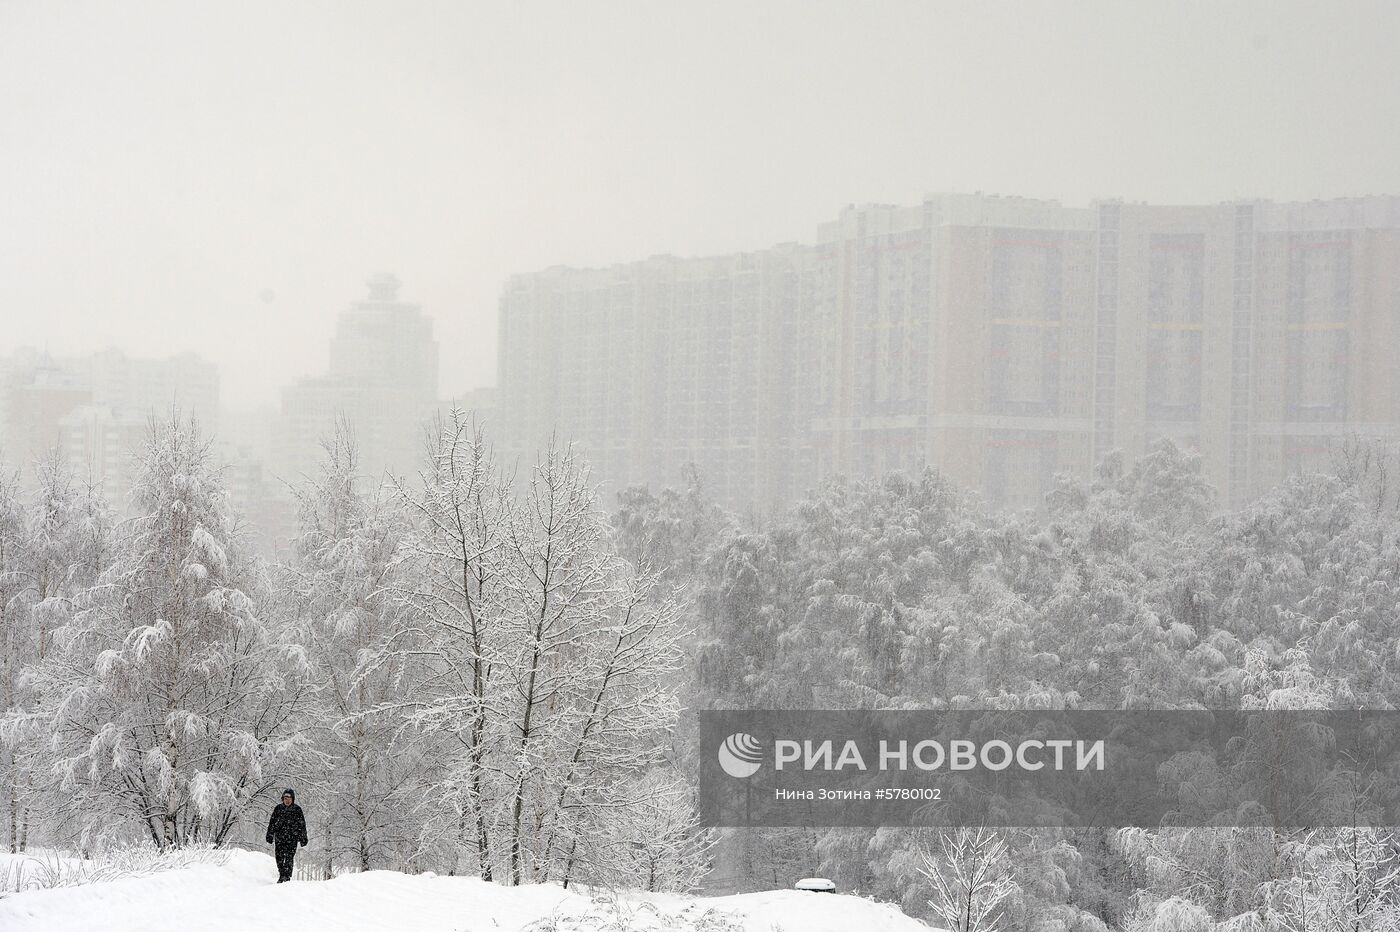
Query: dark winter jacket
266 801 308 847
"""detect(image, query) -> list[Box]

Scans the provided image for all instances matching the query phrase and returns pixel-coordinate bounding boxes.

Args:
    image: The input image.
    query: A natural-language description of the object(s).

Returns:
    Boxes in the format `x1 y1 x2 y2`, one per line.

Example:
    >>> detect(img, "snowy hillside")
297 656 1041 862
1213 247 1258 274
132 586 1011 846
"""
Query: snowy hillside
0 850 939 932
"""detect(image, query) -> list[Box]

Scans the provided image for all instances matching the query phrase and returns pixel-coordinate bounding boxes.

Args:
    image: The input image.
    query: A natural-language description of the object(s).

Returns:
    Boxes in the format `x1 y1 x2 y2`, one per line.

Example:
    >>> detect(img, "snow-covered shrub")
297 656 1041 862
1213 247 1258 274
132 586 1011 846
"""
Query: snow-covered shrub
519 892 748 931
0 842 228 895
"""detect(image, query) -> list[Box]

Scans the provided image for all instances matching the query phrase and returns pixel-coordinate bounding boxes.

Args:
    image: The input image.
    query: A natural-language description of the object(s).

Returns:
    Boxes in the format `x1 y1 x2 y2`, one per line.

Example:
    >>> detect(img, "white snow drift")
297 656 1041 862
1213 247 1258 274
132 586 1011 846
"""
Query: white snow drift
0 849 939 932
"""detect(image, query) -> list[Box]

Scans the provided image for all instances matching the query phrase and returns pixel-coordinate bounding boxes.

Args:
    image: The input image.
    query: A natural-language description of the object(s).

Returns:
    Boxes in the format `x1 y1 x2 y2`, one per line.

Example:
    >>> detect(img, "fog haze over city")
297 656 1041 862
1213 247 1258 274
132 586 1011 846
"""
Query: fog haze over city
4 0 1400 409
10 5 1400 928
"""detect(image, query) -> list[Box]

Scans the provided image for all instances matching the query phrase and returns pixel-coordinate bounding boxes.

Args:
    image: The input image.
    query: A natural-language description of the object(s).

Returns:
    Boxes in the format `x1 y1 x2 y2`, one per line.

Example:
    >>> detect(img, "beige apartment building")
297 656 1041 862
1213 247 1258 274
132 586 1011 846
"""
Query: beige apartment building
0 348 220 509
498 194 1400 513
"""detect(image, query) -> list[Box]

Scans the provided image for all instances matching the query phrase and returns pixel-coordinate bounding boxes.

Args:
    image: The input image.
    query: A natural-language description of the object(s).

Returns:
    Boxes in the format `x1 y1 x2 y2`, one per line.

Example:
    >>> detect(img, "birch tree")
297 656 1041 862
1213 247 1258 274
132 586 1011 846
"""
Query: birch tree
389 426 703 886
565 767 714 893
537 566 694 889
0 467 29 852
0 457 113 852
919 828 1018 932
389 410 510 878
1262 830 1400 932
498 440 621 885
28 417 311 848
283 423 422 872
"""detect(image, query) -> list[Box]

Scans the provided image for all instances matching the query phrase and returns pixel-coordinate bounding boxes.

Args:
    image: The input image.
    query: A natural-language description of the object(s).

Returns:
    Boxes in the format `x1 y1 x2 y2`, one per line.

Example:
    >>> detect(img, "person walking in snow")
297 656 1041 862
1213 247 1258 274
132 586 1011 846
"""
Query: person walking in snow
266 788 308 882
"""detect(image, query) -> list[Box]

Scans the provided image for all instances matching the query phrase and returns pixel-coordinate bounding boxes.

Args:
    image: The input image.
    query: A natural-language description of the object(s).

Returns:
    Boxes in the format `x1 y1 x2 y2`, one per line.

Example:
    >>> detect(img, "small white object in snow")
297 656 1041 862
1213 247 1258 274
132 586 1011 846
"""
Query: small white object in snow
795 877 836 892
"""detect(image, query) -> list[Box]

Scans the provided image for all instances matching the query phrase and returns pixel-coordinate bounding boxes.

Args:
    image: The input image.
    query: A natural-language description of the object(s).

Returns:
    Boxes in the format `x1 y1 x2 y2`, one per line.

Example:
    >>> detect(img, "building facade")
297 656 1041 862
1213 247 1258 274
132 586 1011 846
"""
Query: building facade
278 273 439 483
499 246 820 514
499 194 1400 512
0 347 220 509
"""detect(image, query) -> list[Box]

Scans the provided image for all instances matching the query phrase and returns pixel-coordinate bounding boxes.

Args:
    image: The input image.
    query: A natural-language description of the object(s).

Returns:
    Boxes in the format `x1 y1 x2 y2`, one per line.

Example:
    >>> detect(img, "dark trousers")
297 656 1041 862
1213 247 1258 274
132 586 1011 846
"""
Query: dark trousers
275 841 297 882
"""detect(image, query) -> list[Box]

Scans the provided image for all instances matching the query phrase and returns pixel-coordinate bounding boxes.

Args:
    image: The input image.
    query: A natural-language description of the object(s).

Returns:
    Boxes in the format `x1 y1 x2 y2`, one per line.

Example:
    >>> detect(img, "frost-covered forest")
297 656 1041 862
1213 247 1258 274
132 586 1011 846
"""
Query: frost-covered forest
0 412 707 897
620 434 1400 931
5 414 1400 931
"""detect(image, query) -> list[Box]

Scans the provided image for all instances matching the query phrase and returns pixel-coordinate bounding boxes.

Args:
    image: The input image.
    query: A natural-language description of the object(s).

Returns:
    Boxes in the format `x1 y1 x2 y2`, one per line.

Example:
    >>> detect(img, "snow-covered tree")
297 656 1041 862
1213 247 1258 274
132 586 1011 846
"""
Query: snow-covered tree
496 440 619 884
281 422 424 873
536 564 694 889
0 466 30 852
1261 830 1400 932
0 457 113 852
611 466 736 597
388 410 511 879
388 422 701 886
919 828 1018 932
497 441 696 887
28 417 311 848
1120 896 1214 932
566 767 714 894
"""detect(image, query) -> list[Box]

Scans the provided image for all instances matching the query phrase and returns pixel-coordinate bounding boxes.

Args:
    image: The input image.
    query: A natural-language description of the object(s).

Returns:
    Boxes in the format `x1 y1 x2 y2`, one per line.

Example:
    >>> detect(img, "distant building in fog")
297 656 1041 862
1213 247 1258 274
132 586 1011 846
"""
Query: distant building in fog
498 194 1400 512
0 347 219 507
278 274 439 482
0 355 92 473
81 348 219 426
436 386 498 440
499 245 818 513
55 404 147 506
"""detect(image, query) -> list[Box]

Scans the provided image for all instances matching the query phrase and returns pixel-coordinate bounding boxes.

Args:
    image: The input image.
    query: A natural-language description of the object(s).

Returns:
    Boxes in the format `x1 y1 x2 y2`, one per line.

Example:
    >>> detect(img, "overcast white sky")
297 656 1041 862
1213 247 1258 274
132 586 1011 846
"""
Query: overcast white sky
3 1 1398 410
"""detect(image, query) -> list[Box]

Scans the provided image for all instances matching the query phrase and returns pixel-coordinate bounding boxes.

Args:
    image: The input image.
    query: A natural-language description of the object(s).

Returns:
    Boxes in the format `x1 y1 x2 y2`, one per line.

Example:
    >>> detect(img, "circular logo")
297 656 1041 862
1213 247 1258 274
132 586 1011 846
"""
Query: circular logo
718 732 764 778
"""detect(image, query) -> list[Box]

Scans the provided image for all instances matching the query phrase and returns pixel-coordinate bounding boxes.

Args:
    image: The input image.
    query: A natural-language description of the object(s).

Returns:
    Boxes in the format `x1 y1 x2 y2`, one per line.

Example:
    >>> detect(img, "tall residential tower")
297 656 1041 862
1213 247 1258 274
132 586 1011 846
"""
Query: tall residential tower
280 274 439 482
500 194 1400 512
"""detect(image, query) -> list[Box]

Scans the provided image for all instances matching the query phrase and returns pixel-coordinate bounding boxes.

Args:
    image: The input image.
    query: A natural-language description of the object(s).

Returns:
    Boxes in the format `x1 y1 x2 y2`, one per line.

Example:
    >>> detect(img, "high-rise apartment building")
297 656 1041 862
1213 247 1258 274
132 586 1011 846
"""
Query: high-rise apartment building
279 274 439 482
499 194 1400 512
80 348 219 425
0 348 219 508
1246 200 1400 497
55 404 148 506
0 354 93 472
816 197 1100 511
499 245 820 513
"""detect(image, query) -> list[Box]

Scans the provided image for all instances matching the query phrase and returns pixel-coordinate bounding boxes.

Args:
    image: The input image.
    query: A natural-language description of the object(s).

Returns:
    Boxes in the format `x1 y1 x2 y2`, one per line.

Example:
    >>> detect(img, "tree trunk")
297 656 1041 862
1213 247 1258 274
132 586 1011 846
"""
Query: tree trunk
325 804 336 880
509 640 543 886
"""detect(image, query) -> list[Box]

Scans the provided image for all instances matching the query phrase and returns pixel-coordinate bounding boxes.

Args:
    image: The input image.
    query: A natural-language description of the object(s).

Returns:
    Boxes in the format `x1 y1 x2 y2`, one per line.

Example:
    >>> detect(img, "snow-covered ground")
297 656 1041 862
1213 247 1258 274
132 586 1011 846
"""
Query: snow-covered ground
0 849 938 931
